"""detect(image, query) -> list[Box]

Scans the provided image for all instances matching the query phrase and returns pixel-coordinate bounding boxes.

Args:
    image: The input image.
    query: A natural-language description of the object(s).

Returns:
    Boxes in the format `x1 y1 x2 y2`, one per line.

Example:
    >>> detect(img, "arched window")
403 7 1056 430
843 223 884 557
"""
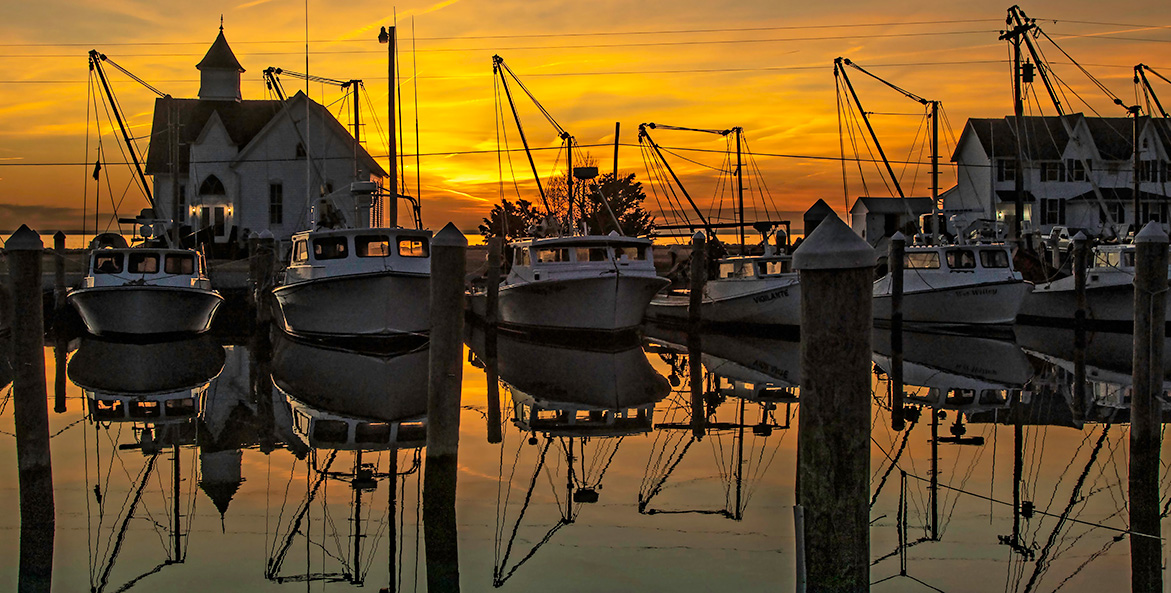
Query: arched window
199 175 225 195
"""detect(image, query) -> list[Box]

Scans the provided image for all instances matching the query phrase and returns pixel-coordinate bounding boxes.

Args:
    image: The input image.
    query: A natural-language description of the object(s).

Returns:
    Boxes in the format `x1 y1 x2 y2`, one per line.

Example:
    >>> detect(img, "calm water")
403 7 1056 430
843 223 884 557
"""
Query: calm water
0 321 1167 592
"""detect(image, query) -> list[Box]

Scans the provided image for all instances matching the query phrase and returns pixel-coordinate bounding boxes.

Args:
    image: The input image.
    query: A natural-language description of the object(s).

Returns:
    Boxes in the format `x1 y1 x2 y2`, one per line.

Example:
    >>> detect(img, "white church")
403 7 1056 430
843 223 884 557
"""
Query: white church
144 26 388 256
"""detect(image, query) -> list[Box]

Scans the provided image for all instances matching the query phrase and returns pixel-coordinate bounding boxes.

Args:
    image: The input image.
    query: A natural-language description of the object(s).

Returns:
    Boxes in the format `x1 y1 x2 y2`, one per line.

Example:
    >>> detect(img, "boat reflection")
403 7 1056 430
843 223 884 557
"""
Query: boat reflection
266 331 427 588
68 335 224 593
469 327 669 587
641 325 798 521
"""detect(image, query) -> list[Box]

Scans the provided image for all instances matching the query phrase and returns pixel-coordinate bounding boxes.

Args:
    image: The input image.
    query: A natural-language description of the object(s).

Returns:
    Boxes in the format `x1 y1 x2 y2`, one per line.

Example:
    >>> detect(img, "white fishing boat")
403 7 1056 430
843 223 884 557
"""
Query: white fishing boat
68 246 223 337
647 250 799 326
272 224 432 338
1019 242 1171 331
873 243 1032 325
477 233 668 332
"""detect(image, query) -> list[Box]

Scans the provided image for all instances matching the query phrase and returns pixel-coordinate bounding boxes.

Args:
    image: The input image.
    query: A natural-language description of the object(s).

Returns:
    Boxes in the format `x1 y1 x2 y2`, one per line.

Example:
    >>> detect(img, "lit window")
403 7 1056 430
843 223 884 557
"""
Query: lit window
398 237 430 258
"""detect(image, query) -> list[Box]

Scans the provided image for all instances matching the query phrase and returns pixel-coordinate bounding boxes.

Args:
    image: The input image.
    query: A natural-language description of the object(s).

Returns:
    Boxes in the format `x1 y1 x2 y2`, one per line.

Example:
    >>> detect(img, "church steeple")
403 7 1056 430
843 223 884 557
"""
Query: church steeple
197 23 245 101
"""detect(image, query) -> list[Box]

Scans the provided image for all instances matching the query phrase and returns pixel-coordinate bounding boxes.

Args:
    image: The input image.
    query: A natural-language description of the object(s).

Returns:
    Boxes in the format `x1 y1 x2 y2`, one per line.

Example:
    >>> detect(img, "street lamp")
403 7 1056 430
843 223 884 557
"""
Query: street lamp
378 25 397 227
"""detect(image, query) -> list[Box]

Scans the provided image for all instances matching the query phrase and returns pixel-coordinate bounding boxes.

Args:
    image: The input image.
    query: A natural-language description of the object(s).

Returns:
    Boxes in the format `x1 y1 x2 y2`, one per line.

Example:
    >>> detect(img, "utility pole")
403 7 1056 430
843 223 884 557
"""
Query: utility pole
999 20 1033 246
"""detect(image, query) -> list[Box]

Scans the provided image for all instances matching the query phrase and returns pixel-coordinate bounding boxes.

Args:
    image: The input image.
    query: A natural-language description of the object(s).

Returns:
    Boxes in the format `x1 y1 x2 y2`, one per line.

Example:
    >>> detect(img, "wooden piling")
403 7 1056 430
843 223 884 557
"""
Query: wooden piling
1130 222 1166 593
424 223 466 593
793 213 875 592
889 232 905 431
688 231 706 328
1071 231 1089 420
485 324 502 444
485 237 502 325
52 231 66 314
688 332 705 440
8 225 55 593
249 231 277 324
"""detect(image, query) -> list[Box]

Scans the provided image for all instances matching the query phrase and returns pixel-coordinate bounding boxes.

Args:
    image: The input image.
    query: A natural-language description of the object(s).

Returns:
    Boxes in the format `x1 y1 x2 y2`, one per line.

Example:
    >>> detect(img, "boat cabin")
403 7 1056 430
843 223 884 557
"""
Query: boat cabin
901 245 1013 273
511 397 654 438
286 394 426 451
83 248 210 289
87 387 204 424
716 255 793 280
284 228 432 284
507 235 656 282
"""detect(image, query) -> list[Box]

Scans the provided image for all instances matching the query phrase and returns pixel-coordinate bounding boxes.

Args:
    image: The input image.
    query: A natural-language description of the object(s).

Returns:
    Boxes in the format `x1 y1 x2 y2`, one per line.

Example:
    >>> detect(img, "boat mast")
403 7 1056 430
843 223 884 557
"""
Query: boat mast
735 127 744 250
380 26 398 226
566 135 574 232
931 100 940 245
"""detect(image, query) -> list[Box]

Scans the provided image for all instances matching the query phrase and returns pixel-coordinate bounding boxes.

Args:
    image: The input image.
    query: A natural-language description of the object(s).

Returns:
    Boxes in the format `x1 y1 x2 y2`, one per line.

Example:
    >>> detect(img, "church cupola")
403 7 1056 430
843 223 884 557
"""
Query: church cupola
197 24 245 101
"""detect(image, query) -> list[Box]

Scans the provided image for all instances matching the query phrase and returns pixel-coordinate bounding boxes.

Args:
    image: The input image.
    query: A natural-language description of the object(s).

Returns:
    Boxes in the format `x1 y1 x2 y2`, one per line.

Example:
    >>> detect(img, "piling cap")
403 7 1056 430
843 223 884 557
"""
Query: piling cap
1072 231 1088 242
692 230 705 243
6 224 43 251
259 229 274 240
793 212 876 270
891 231 906 242
433 222 468 248
1136 222 1169 244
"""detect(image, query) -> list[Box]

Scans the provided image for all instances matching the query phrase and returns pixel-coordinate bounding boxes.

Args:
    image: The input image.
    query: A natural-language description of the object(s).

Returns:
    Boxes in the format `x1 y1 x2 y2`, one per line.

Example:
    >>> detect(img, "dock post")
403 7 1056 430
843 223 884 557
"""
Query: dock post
688 332 705 439
1071 231 1089 420
485 237 502 325
1130 222 1167 593
889 232 905 431
249 231 276 324
52 232 66 315
792 213 875 592
8 225 55 593
1047 233 1061 273
424 223 466 593
688 231 706 328
484 323 502 444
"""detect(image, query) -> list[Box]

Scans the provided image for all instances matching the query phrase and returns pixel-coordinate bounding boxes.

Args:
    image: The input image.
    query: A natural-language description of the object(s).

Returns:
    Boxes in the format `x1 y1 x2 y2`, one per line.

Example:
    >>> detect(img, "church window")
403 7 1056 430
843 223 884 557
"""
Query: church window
199 175 225 195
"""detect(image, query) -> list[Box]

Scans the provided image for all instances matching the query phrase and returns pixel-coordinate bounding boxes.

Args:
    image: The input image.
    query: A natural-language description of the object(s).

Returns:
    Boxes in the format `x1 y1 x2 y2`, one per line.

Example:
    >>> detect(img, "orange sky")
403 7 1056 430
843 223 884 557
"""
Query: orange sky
1 0 1170 240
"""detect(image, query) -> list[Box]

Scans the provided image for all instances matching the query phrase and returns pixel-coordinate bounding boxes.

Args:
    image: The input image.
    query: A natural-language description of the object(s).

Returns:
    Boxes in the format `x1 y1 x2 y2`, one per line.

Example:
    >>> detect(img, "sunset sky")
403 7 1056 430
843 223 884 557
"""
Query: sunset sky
2 0 1170 239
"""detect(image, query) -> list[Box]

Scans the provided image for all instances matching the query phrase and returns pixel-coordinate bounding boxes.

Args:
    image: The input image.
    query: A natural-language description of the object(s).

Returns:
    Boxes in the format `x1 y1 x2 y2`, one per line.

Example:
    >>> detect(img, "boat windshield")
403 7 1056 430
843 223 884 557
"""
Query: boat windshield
614 246 647 261
356 235 392 257
719 261 755 279
355 422 392 444
93 252 124 274
313 420 350 444
398 237 430 258
314 237 349 260
535 248 571 263
165 253 196 275
905 252 940 269
979 249 1010 269
760 260 792 275
128 252 159 274
945 250 977 270
575 247 611 262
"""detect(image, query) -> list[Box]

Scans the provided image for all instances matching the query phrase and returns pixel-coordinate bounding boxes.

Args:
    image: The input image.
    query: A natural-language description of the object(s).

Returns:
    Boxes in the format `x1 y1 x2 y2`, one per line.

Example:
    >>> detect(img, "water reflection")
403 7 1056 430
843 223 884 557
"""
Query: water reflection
468 328 668 587
267 332 429 588
68 335 224 593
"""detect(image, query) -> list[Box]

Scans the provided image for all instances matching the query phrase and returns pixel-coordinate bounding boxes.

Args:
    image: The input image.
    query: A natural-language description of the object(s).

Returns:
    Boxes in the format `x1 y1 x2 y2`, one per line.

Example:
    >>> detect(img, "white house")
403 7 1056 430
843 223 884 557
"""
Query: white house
848 196 933 249
145 27 387 255
945 114 1171 239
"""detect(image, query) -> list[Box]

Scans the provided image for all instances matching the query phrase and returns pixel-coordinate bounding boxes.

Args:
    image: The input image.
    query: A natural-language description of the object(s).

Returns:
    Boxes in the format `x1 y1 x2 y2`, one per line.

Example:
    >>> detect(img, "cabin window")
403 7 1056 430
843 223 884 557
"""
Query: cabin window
165 397 196 416
93 252 124 274
312 420 349 444
199 175 225 195
515 248 531 266
1122 252 1135 267
980 249 1010 268
131 400 161 418
536 248 570 263
946 250 977 269
165 254 196 275
574 247 610 262
904 252 940 269
313 236 349 260
398 423 426 442
398 237 430 258
356 235 392 257
355 422 392 444
128 253 159 274
293 240 308 264
720 262 754 278
294 411 311 435
614 246 647 260
764 260 792 275
92 399 124 419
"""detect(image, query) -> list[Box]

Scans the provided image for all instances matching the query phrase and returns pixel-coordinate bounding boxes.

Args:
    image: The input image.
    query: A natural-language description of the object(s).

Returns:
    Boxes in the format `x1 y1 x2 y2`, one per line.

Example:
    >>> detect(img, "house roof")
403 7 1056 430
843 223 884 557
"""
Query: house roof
954 114 1137 162
197 29 245 72
144 93 387 178
850 196 933 215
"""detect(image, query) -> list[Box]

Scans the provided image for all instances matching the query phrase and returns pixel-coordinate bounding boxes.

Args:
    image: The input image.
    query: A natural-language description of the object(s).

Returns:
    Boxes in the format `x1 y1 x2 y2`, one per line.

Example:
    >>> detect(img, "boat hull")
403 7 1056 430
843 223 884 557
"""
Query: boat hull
273 271 430 338
1018 278 1171 332
495 274 668 331
67 286 223 336
646 276 801 326
873 280 1032 325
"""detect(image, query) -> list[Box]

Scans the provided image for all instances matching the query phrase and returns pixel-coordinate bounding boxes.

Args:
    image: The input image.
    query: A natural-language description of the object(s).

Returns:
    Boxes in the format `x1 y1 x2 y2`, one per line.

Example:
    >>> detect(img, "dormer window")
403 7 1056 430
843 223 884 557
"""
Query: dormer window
199 175 225 195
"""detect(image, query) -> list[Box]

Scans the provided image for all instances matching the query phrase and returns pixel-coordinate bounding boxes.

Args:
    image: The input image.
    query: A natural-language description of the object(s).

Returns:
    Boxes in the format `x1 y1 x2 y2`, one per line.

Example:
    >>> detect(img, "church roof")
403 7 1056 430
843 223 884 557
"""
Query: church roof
197 28 245 73
145 98 281 174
